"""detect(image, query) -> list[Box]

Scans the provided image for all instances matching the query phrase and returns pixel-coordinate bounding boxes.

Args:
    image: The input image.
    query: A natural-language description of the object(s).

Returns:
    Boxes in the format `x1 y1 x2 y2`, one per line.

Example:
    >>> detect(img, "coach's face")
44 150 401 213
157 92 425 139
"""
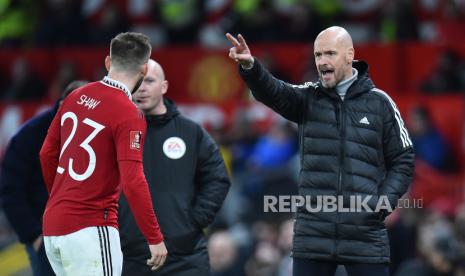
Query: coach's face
133 60 167 115
314 30 354 88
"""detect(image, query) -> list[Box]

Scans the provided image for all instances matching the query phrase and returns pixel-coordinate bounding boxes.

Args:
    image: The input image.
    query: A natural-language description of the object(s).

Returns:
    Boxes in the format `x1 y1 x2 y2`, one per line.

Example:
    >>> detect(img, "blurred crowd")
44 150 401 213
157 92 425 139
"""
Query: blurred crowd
1 0 465 103
421 50 465 95
1 0 465 47
0 57 86 101
0 0 465 275
2 46 465 104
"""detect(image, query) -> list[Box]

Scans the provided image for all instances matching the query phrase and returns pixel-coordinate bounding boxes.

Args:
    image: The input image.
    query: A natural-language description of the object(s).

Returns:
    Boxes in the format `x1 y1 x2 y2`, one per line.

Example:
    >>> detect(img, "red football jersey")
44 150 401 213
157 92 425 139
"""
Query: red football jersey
40 77 163 244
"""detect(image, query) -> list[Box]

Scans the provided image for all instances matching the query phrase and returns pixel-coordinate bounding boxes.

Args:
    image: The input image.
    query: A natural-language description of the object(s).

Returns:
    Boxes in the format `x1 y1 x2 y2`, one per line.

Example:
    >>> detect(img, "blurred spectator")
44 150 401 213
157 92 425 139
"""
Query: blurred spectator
0 0 37 47
3 0 464 46
454 203 465 275
209 230 246 276
47 60 78 101
378 0 418 43
272 1 322 43
396 211 465 276
2 0 465 46
154 0 205 44
435 0 465 44
92 64 108 82
240 121 298 222
225 0 275 42
248 121 297 169
388 208 420 275
245 241 282 276
421 50 465 94
408 106 457 172
309 0 341 27
276 219 293 276
259 52 292 83
340 0 382 16
228 110 260 173
301 54 319 84
198 0 233 47
245 220 295 276
3 57 46 101
89 4 129 44
35 0 88 46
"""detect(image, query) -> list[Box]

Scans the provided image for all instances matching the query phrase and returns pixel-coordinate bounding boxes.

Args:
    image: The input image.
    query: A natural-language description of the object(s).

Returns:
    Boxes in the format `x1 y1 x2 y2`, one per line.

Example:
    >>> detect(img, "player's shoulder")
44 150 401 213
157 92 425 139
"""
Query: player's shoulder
68 80 124 98
110 97 143 125
74 81 136 107
63 81 140 121
62 81 104 104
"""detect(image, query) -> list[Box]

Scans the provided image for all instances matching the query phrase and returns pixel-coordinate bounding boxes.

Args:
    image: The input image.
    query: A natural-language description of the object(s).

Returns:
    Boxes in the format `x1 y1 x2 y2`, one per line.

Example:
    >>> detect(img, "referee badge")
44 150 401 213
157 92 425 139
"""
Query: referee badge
163 137 186 159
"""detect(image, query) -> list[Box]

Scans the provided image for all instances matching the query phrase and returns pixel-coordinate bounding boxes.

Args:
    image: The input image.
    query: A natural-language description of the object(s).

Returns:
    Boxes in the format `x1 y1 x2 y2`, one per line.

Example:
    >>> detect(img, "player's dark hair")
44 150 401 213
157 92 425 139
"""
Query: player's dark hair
110 32 152 73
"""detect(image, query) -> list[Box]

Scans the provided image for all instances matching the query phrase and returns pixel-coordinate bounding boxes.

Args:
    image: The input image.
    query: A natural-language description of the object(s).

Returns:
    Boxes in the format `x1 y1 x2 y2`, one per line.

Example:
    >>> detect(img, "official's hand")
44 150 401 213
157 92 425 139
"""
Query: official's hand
226 33 254 68
32 235 43 252
146 242 168 271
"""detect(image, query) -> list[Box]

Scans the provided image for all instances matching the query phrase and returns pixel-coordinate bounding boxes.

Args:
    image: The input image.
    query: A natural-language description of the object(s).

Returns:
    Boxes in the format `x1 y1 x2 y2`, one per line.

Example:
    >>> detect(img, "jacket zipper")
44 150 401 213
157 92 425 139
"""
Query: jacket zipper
335 100 345 258
338 101 345 197
299 92 310 172
299 124 304 167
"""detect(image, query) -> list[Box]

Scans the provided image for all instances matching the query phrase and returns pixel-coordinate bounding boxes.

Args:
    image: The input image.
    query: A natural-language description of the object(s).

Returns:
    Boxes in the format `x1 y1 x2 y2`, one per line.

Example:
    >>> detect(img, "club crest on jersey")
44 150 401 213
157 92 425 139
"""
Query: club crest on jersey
163 137 186 159
130 131 142 150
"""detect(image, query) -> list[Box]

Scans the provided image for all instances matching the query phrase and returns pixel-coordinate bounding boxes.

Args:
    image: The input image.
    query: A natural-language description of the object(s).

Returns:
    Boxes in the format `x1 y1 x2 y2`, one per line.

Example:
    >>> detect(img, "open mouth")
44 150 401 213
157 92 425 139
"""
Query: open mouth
135 98 148 104
321 69 334 76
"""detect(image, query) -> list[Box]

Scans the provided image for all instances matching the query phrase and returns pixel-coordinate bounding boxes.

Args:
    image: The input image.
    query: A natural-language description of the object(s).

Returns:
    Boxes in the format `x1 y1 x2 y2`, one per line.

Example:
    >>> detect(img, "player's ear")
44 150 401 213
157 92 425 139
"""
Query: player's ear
105 56 111 71
162 80 168 95
142 63 148 76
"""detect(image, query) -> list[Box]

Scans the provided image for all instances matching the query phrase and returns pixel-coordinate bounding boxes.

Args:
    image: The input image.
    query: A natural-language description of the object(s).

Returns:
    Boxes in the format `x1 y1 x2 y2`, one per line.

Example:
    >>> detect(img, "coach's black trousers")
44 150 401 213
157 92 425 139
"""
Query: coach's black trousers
123 248 210 276
293 258 389 276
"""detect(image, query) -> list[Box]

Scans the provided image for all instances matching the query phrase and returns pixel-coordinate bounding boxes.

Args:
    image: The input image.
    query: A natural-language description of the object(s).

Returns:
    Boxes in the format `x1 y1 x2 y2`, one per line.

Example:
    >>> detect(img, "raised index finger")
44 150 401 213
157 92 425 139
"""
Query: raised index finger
226 33 241 48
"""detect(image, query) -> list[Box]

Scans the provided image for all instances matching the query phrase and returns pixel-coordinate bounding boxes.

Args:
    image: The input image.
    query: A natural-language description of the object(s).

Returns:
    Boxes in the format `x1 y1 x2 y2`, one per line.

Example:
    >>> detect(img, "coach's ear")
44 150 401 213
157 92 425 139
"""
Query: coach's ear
105 56 111 72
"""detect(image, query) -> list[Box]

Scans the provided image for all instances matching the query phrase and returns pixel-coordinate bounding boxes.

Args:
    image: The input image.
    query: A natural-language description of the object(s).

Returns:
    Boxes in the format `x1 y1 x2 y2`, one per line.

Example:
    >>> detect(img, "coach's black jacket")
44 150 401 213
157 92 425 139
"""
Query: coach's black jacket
119 98 230 274
240 59 415 263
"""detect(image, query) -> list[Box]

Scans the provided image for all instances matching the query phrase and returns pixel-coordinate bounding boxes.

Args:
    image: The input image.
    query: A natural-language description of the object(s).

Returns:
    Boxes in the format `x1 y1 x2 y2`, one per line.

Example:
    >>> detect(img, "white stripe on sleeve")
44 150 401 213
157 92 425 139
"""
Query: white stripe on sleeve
372 88 412 148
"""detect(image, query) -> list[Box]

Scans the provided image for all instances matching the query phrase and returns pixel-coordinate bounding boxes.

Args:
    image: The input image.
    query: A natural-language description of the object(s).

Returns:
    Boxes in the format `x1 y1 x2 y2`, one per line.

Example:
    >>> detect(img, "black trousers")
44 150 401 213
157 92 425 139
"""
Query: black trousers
123 249 210 276
25 242 55 276
293 258 389 276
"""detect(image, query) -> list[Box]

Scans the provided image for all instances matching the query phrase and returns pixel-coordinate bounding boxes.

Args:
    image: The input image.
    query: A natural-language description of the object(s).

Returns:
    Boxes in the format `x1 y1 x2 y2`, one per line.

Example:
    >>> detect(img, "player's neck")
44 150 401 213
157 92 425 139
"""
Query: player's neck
107 71 138 93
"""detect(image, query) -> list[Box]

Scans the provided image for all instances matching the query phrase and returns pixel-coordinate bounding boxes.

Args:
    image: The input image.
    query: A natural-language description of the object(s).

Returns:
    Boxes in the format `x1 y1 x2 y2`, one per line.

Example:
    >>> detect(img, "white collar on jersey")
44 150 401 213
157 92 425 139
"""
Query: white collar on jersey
101 76 132 101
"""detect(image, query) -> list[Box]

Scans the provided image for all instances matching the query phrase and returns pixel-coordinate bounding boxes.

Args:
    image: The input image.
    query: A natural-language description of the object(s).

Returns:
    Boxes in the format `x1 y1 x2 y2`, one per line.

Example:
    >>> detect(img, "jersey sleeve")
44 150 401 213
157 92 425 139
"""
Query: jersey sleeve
114 114 146 162
39 109 61 194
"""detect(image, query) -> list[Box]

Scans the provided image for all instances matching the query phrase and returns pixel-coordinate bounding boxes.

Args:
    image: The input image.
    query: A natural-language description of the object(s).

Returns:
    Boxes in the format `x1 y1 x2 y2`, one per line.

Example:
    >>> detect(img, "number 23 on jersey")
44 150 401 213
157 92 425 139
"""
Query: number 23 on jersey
57 111 105 181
